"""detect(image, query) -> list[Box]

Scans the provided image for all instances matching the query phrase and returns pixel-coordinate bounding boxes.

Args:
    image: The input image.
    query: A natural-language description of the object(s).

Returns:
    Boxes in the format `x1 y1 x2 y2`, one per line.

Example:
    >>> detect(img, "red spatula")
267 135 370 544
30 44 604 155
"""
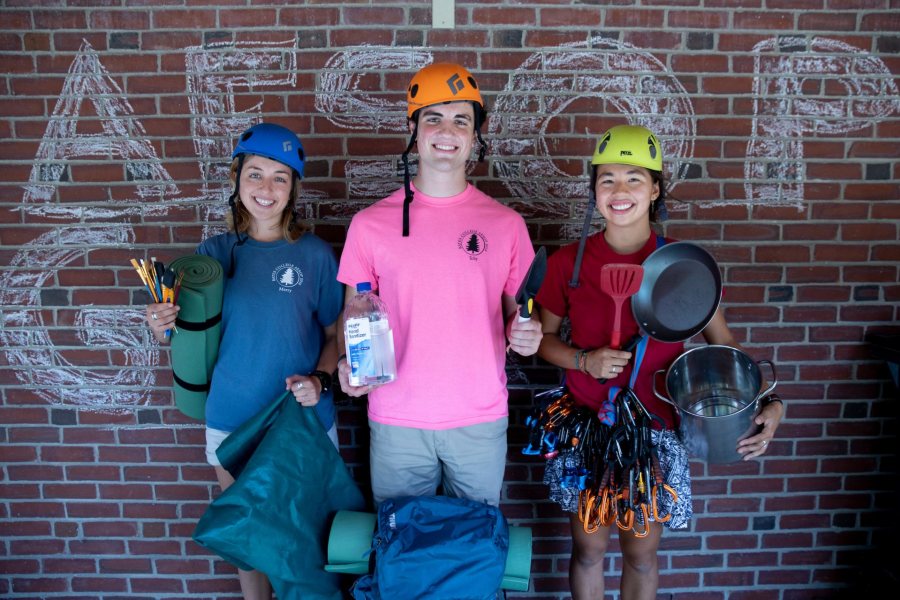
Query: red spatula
600 263 644 349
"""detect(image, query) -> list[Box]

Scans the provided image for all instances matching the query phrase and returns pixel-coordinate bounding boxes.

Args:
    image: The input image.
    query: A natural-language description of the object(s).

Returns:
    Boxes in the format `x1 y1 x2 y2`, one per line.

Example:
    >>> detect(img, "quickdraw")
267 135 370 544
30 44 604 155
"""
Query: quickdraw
524 337 679 537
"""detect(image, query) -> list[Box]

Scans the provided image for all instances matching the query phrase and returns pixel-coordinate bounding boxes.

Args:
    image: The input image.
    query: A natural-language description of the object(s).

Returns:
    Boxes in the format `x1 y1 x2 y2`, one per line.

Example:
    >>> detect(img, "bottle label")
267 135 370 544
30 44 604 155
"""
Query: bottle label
345 316 373 386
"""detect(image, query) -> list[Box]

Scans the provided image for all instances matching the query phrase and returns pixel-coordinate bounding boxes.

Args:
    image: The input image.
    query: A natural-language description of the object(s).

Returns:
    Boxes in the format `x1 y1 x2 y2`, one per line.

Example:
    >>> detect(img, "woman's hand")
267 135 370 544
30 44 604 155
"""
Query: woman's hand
286 374 320 407
737 398 784 460
336 356 372 397
146 302 179 343
583 347 632 380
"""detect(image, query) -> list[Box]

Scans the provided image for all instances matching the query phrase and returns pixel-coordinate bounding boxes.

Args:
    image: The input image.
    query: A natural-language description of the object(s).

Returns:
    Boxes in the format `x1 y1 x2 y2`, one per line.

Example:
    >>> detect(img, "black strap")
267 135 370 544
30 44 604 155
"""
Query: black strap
175 312 222 332
173 371 211 393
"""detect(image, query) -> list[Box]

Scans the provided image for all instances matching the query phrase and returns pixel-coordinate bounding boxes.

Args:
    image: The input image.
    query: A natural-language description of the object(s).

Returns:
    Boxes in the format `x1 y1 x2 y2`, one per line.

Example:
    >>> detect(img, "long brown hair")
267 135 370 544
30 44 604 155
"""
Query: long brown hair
226 155 306 242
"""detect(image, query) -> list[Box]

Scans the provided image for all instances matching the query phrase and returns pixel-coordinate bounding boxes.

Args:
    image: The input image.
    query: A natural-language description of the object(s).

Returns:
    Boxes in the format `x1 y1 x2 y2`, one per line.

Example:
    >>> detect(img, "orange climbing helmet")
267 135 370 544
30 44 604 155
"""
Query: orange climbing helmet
400 62 488 237
406 62 484 119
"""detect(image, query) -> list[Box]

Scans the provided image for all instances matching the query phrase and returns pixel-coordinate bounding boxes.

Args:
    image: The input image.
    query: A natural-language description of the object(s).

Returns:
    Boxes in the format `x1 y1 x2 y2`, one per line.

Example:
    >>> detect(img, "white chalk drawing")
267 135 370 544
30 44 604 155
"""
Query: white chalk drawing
745 37 900 205
314 40 695 236
489 37 695 236
316 47 434 203
1 42 169 406
1 39 317 407
316 46 431 132
3 35 898 406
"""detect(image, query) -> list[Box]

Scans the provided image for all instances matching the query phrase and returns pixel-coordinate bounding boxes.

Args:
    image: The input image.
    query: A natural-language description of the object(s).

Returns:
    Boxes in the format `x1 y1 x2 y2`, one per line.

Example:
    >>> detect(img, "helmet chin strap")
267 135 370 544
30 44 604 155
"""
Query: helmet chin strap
400 122 418 237
568 185 595 289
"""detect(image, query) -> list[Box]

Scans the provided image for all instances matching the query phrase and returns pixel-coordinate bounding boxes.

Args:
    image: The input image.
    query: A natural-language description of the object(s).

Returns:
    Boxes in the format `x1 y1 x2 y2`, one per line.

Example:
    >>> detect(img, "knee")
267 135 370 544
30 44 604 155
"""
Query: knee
572 539 609 567
621 547 658 575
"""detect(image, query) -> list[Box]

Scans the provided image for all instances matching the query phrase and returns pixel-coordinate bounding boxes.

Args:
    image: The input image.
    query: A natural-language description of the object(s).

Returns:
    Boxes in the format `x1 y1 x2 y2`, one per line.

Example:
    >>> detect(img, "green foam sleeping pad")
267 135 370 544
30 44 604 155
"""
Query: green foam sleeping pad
168 254 223 420
324 509 533 592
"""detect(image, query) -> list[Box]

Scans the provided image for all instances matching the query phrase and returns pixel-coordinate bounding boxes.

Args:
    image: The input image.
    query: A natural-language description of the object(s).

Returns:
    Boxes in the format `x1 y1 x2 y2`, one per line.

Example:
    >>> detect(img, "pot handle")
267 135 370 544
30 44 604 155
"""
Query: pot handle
652 369 677 409
652 369 682 429
754 359 778 402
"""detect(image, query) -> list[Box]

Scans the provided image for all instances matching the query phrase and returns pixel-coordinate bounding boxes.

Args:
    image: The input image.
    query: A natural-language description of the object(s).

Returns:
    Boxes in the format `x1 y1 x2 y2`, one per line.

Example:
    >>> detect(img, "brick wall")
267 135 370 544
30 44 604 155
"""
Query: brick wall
1 1 898 598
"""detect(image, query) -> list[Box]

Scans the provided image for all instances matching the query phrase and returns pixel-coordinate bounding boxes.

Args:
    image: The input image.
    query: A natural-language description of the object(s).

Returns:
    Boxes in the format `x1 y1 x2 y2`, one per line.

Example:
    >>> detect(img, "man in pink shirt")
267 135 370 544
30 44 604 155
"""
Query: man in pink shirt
336 62 543 507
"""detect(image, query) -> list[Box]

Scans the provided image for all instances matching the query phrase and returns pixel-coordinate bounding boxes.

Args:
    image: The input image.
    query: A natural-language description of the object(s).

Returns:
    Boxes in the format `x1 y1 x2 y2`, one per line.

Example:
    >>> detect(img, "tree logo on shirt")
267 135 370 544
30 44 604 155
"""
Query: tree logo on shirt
457 229 488 260
273 263 304 292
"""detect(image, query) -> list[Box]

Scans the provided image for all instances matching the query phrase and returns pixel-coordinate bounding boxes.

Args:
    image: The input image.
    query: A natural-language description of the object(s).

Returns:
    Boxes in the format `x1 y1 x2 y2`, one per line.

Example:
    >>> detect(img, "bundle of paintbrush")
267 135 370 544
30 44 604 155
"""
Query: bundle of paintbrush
129 257 183 337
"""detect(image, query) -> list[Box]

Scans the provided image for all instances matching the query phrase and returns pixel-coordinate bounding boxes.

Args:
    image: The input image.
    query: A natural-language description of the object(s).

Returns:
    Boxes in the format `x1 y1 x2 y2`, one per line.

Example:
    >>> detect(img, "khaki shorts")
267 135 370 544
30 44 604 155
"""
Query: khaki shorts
205 424 339 467
368 417 508 507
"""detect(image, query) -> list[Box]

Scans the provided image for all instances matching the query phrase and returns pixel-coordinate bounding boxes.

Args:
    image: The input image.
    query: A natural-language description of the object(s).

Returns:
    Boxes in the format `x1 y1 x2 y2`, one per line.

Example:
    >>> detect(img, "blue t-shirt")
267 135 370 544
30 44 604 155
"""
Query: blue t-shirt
198 232 343 433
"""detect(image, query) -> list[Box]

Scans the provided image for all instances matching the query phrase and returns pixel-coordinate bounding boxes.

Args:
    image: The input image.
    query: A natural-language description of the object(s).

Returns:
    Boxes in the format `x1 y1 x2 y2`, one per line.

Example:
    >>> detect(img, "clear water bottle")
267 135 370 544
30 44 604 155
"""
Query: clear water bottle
344 282 397 386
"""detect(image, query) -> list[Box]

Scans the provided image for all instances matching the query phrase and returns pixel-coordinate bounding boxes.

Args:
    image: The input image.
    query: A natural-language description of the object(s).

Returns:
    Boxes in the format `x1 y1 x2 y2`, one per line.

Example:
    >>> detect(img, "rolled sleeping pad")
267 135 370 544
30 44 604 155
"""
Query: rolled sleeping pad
324 509 533 592
168 254 224 420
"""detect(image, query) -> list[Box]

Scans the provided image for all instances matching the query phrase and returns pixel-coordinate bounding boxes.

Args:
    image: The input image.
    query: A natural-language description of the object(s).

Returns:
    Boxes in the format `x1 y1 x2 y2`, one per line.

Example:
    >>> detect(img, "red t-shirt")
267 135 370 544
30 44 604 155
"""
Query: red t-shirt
536 232 684 429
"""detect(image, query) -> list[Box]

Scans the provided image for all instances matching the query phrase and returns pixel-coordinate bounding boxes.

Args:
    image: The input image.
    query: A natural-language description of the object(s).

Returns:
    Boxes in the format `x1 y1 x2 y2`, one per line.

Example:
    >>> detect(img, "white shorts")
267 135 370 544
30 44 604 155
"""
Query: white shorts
205 423 339 467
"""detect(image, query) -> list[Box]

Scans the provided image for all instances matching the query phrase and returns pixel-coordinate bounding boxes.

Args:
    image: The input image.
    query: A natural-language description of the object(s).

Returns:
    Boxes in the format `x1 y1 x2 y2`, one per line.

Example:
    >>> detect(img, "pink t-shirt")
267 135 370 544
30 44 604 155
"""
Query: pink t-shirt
338 183 534 429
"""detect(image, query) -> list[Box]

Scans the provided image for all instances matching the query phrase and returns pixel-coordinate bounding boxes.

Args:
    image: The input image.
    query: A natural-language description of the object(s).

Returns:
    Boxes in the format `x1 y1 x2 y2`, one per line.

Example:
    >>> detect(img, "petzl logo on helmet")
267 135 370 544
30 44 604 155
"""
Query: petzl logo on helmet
620 150 633 156
446 74 464 95
282 141 292 152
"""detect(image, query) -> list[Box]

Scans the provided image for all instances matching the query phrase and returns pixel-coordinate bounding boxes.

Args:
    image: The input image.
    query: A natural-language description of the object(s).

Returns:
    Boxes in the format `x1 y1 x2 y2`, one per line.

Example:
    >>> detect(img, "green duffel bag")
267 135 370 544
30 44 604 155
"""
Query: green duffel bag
193 391 366 600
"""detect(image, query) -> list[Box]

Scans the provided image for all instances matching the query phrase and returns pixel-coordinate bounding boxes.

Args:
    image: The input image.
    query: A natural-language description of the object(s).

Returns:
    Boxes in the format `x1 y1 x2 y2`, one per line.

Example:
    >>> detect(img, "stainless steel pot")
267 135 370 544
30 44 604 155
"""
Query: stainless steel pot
654 345 777 463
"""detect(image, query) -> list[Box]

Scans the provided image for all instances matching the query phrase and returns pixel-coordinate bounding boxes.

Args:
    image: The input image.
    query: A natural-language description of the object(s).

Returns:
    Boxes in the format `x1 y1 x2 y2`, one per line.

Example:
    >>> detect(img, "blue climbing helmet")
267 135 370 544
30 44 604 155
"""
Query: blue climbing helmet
232 122 306 179
225 123 307 278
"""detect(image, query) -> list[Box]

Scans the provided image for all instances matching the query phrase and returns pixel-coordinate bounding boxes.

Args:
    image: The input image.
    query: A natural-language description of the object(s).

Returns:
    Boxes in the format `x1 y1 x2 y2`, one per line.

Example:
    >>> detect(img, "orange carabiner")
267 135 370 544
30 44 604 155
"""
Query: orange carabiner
579 489 602 534
615 491 634 531
599 487 616 527
651 483 678 523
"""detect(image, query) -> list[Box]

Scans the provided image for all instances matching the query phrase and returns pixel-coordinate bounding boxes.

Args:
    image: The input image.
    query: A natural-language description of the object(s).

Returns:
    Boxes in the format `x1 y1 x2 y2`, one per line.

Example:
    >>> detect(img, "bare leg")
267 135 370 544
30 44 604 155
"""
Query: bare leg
618 520 663 600
213 465 273 600
568 512 613 600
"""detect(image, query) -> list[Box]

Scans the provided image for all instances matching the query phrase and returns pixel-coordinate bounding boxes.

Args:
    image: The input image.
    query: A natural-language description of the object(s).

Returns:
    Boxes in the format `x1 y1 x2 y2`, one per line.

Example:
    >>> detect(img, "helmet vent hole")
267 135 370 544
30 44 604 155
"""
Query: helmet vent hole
409 83 419 99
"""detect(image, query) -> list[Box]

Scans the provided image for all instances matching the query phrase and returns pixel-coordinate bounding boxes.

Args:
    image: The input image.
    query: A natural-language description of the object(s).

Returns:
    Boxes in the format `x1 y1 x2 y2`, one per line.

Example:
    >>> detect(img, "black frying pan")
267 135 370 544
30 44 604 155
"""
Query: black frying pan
631 242 722 342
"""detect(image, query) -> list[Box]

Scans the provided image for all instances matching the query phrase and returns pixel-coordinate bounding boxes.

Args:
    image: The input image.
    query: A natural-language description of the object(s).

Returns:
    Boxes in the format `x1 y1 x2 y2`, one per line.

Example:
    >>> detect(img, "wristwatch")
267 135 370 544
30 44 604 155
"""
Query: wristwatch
311 370 332 394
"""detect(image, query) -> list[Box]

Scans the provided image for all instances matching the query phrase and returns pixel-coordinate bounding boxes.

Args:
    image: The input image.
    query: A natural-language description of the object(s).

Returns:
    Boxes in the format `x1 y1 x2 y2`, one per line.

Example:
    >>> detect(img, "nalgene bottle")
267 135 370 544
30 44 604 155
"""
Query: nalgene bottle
344 282 396 386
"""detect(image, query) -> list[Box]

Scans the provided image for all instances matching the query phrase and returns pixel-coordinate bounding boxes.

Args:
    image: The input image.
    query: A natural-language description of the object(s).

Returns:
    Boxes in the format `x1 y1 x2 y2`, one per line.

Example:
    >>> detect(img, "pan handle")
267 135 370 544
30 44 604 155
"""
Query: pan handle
753 359 778 402
597 333 644 384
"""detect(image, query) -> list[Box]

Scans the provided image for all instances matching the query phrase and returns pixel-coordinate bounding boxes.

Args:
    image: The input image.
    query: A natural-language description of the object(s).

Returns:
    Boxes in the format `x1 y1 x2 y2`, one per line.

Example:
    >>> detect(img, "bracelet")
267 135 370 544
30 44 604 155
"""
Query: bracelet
762 394 783 407
579 351 588 374
573 350 584 371
311 370 332 394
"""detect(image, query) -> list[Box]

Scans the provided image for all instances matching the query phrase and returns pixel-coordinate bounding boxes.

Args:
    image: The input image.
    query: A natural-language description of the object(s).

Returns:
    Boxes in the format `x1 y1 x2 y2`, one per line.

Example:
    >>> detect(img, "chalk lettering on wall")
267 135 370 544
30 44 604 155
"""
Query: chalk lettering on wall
183 38 337 231
316 47 433 204
1 40 314 407
4 36 898 406
2 41 173 405
489 37 696 237
745 37 900 205
23 41 178 215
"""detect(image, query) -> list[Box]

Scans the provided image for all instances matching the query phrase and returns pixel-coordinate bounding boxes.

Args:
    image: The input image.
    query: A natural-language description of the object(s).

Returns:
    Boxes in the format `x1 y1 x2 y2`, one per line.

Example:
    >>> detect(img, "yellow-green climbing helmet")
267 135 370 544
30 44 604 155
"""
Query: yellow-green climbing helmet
591 124 662 172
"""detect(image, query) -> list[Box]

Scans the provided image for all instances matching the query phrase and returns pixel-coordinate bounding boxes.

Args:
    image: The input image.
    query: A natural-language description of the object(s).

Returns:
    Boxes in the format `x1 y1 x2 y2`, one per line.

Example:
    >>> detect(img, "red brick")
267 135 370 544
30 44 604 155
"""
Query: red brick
152 9 217 29
71 576 128 592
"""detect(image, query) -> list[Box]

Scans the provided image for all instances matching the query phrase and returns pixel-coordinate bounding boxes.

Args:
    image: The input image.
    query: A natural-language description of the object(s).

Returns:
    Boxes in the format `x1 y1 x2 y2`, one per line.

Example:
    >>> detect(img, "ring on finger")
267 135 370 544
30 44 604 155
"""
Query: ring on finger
151 312 158 320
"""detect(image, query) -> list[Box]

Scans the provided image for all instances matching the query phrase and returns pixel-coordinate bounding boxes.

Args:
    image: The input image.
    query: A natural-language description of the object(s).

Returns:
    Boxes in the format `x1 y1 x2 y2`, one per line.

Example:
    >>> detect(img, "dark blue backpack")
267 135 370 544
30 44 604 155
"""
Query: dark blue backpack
351 495 510 600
